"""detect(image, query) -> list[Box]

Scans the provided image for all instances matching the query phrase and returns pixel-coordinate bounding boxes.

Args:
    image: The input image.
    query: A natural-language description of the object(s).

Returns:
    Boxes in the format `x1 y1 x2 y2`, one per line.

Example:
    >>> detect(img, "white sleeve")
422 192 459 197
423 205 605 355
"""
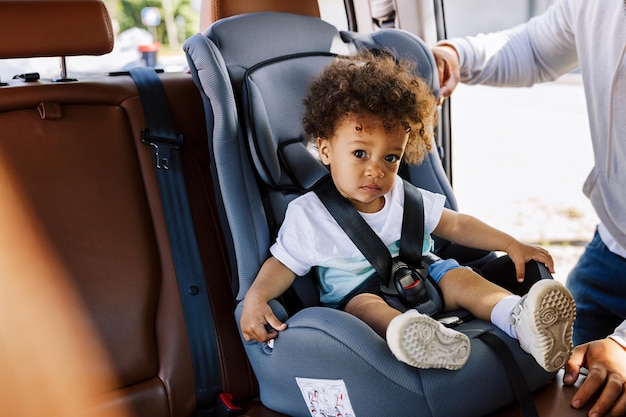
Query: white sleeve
440 0 578 86
417 187 446 235
269 197 317 277
609 320 626 349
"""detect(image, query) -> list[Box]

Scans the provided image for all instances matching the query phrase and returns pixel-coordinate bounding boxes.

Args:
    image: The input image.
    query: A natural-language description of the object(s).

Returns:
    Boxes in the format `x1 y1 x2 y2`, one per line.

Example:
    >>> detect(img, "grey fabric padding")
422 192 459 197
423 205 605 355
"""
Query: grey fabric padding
243 53 333 187
235 304 550 417
184 11 555 417
185 33 272 300
206 12 342 93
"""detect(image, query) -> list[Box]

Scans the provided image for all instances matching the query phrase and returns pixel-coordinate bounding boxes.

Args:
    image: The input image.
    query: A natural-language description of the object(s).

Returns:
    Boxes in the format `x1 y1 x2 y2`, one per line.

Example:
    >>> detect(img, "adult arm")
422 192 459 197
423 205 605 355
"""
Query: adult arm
433 0 579 95
564 321 626 417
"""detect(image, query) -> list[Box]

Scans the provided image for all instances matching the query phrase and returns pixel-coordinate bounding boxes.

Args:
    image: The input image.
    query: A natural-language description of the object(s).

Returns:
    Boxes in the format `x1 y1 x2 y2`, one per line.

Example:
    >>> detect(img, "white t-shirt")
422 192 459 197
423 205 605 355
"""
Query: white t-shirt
270 176 446 308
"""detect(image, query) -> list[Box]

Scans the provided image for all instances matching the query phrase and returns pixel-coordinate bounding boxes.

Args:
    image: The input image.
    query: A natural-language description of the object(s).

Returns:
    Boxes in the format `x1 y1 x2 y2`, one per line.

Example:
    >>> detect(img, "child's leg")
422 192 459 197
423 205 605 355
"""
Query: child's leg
436 266 513 320
344 293 401 337
437 267 575 372
345 293 470 370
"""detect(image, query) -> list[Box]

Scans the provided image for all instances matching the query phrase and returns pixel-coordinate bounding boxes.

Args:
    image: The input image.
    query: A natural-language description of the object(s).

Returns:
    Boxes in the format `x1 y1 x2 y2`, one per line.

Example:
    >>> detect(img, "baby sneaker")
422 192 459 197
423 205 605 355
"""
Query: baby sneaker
510 279 576 372
386 309 470 370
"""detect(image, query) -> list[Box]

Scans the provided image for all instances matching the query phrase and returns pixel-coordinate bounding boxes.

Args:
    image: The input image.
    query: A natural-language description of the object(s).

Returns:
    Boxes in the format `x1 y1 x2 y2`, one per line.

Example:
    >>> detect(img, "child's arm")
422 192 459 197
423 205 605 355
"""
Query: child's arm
434 208 554 282
240 256 296 342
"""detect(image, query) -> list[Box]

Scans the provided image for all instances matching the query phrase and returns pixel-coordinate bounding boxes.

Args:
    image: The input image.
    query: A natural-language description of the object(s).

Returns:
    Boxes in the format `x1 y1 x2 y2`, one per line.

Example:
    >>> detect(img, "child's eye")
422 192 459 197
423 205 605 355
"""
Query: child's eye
353 150 367 159
385 154 400 163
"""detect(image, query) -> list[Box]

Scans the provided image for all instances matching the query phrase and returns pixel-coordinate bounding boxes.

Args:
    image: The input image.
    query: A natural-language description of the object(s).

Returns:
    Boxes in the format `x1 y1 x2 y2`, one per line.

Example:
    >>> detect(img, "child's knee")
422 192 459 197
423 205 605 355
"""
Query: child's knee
344 293 387 316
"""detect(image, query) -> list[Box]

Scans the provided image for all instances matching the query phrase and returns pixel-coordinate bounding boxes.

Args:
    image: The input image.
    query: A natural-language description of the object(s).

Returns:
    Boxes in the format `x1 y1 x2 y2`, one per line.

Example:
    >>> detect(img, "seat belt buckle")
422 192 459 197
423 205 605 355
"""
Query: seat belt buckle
215 392 243 417
392 260 428 307
397 268 428 305
141 128 184 170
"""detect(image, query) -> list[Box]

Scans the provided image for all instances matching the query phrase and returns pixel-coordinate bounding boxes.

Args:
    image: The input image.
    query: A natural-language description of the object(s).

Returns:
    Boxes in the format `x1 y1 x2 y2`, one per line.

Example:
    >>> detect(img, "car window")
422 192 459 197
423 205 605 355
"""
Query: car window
318 0 348 30
0 0 347 82
442 0 597 284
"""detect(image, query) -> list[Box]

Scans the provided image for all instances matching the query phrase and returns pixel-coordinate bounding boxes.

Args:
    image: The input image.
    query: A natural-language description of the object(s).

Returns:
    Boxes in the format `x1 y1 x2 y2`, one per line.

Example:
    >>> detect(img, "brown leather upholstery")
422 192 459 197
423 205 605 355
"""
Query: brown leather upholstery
0 74 197 417
1 71 265 417
199 0 319 31
0 151 130 417
0 68 260 417
0 1 248 416
0 0 113 58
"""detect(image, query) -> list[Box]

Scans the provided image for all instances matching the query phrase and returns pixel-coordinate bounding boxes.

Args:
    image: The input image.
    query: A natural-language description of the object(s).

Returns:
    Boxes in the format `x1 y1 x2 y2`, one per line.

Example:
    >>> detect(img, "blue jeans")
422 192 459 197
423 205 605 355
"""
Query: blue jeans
566 230 626 346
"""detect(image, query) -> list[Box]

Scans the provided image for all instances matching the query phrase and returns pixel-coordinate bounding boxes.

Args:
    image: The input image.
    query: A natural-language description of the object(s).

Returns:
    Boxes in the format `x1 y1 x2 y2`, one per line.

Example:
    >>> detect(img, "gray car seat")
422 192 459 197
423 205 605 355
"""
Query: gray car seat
184 12 554 417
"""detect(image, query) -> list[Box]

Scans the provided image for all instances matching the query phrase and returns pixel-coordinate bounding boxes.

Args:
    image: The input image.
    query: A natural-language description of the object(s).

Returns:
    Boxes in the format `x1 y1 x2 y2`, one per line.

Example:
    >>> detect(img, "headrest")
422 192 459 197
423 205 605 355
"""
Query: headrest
242 29 439 191
206 12 347 85
0 0 114 59
243 53 334 190
202 0 319 27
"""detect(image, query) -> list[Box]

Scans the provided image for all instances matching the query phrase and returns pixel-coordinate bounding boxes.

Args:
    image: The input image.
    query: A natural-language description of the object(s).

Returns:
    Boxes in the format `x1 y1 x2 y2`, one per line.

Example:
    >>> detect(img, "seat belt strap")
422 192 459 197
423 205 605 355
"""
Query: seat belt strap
129 67 221 410
313 176 426 288
400 180 425 267
479 332 540 417
314 176 392 284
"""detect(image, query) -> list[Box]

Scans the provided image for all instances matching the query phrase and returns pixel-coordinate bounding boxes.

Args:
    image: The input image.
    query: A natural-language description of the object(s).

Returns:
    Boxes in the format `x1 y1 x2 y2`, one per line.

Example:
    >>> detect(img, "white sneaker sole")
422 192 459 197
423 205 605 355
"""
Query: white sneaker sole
386 310 470 370
517 280 576 372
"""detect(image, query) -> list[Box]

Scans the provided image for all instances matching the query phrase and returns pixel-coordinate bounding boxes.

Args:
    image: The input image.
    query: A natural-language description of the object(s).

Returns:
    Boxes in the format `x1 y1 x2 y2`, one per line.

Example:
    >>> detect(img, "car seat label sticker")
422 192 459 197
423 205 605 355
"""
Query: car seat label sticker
296 377 355 417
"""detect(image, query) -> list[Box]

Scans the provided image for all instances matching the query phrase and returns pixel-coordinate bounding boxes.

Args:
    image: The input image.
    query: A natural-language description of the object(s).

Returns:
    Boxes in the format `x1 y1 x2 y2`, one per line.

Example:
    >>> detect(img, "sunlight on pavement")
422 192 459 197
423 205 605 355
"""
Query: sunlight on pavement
450 74 597 284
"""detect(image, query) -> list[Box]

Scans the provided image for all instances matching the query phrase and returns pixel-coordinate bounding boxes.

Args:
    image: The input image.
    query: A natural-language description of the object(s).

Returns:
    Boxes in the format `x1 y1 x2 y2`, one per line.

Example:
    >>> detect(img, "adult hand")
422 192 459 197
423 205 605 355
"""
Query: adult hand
564 338 626 417
431 44 461 103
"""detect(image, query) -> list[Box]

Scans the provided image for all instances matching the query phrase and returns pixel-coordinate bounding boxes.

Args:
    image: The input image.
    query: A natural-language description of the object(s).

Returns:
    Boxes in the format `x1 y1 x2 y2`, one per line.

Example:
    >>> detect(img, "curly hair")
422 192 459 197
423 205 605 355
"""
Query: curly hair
302 50 437 164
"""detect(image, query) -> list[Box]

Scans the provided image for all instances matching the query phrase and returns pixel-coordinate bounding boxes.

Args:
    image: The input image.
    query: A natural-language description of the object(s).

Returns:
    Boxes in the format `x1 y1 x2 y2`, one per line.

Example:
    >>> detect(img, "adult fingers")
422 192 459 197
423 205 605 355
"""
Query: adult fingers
571 364 608 410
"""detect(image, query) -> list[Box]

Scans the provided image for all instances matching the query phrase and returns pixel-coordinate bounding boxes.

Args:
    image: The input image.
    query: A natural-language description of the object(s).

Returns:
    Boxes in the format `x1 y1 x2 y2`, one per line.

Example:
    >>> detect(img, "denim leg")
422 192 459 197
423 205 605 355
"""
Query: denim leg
566 230 626 346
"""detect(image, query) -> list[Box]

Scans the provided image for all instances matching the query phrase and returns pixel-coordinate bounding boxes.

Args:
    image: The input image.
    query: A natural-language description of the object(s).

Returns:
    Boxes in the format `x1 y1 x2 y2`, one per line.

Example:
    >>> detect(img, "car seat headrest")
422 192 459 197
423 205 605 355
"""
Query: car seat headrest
243 53 335 190
0 0 114 59
206 12 351 87
241 28 440 192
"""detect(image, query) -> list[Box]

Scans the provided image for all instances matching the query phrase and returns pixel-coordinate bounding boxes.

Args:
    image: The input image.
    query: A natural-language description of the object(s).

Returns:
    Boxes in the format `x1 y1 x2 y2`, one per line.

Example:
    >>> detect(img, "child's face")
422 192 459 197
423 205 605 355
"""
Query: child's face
318 114 408 213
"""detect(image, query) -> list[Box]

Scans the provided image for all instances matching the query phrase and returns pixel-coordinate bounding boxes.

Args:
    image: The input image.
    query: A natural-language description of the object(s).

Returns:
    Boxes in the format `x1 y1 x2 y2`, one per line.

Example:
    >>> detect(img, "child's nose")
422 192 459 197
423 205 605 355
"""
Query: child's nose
367 162 385 178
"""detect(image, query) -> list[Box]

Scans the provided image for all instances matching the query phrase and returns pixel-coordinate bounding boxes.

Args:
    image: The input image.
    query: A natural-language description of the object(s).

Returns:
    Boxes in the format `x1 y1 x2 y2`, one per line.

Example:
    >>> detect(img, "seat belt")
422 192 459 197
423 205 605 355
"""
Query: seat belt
129 67 221 413
313 175 425 290
479 333 540 417
314 176 394 284
399 179 425 267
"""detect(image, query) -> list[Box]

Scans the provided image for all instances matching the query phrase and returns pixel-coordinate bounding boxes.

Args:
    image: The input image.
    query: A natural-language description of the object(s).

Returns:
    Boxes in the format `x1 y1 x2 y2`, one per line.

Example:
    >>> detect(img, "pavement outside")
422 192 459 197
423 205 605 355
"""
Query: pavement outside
449 74 597 284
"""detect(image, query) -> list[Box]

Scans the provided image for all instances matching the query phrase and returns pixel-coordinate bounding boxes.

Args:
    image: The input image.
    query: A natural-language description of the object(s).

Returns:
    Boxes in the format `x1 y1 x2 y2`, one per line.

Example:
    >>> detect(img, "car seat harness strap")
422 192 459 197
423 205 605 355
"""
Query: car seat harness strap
314 176 432 311
479 332 540 417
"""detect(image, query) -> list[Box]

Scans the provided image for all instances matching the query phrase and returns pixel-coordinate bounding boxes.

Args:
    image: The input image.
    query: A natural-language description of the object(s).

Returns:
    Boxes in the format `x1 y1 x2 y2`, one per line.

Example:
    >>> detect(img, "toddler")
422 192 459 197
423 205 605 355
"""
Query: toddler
240 51 576 372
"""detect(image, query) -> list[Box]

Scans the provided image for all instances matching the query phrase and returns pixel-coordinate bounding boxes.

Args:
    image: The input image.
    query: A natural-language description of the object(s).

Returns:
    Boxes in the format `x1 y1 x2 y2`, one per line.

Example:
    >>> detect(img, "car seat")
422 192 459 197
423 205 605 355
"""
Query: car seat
184 12 554 417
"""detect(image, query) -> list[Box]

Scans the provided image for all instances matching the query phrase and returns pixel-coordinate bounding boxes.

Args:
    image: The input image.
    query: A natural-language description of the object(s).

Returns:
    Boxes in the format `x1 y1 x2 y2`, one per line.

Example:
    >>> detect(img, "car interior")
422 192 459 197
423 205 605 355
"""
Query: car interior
0 0 592 416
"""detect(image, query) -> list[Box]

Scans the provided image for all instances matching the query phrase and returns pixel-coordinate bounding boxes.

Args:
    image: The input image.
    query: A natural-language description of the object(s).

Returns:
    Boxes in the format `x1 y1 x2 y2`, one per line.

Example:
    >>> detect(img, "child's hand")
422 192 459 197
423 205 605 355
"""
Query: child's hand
505 240 555 282
240 296 288 343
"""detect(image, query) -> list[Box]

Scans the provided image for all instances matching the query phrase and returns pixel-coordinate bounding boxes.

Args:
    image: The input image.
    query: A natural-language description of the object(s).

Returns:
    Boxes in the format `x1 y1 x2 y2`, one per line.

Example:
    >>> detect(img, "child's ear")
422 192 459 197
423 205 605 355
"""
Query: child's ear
317 137 330 165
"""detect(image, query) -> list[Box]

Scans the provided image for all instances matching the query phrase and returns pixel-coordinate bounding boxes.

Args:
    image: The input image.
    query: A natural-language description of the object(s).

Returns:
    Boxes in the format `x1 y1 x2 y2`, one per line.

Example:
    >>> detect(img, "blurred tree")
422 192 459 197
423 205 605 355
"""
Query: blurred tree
102 0 120 33
116 0 199 48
